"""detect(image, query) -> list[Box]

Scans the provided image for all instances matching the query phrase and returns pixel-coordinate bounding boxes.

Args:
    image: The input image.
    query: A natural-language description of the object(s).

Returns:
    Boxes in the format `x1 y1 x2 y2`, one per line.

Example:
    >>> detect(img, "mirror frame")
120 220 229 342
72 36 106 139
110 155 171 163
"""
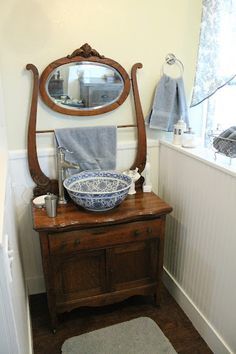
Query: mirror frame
26 44 146 197
39 43 131 116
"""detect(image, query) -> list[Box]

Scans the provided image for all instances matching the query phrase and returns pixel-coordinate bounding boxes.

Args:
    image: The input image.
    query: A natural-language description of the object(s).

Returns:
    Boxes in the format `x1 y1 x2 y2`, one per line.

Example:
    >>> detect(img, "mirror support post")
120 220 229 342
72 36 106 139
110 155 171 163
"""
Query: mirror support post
26 64 58 196
130 63 147 186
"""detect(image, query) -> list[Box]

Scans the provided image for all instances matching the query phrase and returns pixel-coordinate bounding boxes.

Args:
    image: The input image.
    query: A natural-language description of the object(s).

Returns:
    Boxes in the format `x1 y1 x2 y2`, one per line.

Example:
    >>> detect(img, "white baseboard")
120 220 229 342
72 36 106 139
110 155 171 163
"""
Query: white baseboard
26 294 33 354
163 267 233 354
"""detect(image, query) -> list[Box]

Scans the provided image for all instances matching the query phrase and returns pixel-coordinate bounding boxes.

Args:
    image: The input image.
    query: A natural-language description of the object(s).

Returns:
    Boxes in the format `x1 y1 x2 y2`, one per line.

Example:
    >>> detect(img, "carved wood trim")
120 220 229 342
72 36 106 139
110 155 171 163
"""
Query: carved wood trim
26 64 58 196
67 43 104 59
130 63 147 185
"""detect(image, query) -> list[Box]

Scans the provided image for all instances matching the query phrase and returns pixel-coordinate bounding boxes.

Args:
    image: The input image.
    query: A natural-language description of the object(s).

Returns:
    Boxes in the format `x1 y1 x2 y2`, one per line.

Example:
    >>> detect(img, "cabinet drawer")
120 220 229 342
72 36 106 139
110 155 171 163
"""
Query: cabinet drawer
48 218 162 255
90 89 119 105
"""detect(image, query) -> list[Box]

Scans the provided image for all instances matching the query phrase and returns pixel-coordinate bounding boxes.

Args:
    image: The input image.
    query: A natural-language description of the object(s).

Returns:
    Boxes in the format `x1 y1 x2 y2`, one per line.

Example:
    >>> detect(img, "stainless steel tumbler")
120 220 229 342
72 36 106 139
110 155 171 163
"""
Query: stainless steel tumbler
44 194 58 217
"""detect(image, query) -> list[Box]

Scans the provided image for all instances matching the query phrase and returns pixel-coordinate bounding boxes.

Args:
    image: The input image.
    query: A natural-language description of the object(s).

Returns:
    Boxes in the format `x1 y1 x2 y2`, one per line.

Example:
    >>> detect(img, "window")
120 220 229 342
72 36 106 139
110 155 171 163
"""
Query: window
210 79 236 130
190 0 236 145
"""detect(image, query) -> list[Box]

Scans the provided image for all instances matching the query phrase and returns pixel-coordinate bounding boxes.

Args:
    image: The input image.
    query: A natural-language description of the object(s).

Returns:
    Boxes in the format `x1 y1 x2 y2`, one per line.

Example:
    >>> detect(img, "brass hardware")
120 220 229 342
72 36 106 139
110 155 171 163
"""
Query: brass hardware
74 239 80 246
134 230 141 237
147 227 153 234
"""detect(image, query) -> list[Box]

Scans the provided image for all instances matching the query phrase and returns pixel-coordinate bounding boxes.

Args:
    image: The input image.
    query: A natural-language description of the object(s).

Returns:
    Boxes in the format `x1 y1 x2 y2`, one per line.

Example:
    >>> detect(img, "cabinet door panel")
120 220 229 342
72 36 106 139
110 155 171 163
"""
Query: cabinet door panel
111 239 159 291
52 250 106 303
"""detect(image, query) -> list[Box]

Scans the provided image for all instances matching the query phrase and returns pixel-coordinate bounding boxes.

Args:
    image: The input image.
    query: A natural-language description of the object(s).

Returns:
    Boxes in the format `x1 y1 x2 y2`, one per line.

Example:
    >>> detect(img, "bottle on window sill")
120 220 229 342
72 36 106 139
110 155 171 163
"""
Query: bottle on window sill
172 118 186 145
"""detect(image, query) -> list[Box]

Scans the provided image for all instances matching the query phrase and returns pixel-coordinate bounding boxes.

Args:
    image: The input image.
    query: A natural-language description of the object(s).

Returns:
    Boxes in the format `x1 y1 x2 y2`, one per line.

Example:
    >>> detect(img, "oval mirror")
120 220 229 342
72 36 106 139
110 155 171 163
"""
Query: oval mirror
47 62 124 110
39 44 131 116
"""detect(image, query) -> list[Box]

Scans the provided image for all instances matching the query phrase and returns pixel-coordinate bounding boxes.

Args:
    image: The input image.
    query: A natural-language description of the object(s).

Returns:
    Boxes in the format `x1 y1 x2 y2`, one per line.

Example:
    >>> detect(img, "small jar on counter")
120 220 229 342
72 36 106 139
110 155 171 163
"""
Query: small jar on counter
182 127 197 148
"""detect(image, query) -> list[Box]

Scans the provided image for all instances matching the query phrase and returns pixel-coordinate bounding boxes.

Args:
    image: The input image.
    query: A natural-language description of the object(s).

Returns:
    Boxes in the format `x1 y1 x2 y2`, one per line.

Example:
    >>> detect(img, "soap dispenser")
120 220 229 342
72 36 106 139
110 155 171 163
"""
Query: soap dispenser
177 118 187 132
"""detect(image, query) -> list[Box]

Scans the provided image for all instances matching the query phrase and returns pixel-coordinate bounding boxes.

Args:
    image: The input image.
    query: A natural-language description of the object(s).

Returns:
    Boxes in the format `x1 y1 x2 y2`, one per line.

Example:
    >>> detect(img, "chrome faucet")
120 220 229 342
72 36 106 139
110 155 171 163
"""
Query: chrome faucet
57 147 80 204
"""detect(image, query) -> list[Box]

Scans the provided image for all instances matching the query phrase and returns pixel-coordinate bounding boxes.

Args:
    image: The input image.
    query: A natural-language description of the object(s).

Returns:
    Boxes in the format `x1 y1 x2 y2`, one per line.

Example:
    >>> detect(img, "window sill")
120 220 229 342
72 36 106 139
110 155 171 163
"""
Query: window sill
159 134 236 178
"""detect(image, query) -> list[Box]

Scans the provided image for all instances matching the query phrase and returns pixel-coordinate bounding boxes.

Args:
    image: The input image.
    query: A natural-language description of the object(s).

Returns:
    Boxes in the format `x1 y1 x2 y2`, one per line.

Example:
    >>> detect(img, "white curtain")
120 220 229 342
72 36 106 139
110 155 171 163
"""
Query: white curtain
191 0 236 107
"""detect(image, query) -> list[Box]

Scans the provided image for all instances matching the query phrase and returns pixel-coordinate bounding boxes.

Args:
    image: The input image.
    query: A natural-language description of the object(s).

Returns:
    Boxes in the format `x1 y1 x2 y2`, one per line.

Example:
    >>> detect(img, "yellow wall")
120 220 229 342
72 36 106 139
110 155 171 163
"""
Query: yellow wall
0 0 202 150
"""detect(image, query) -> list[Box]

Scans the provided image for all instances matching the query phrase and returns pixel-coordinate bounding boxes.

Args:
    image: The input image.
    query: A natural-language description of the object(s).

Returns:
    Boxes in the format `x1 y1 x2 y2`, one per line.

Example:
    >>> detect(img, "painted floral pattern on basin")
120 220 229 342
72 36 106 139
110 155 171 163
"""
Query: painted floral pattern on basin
63 170 132 211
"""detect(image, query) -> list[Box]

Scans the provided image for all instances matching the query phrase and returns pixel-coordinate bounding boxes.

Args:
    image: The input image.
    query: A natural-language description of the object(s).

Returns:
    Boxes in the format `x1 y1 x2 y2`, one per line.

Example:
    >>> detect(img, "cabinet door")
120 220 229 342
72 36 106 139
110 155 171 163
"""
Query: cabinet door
110 239 159 292
52 249 106 304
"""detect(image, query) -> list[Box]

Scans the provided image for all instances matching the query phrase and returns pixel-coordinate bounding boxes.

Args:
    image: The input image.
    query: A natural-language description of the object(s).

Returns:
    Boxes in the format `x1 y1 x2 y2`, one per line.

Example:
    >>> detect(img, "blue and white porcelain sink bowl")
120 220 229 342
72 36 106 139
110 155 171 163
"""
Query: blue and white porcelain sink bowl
63 170 132 212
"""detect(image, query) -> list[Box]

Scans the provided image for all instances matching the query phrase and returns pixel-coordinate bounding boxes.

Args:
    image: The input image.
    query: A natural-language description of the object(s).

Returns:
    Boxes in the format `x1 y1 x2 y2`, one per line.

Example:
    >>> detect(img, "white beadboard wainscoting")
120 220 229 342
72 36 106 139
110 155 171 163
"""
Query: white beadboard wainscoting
0 153 32 354
159 141 236 354
9 139 159 295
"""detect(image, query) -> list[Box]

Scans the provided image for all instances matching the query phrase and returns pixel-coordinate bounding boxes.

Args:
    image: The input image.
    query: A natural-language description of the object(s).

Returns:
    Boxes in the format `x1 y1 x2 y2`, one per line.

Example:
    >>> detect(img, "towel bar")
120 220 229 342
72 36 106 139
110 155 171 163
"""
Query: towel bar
36 125 137 134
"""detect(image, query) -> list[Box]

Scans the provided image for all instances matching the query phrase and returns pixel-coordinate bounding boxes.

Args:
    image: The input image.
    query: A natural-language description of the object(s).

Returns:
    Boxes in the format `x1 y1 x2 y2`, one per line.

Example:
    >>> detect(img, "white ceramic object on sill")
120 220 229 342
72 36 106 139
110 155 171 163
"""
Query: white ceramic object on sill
182 128 198 148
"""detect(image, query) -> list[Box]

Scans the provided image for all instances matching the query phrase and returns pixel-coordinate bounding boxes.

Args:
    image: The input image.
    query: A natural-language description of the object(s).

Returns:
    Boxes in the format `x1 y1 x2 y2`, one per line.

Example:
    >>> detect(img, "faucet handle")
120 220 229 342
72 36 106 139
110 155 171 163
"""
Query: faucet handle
57 146 74 154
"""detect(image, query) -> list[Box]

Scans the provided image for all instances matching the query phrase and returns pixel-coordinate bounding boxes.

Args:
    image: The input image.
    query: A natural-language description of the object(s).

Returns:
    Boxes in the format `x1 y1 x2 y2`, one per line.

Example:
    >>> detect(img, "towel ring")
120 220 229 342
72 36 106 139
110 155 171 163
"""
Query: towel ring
161 53 184 77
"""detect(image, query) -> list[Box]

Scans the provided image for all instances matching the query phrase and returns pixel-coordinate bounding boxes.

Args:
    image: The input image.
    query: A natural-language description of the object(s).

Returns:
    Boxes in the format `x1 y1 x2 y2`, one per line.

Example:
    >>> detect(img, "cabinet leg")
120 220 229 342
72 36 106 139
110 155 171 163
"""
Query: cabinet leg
153 293 160 307
49 312 58 333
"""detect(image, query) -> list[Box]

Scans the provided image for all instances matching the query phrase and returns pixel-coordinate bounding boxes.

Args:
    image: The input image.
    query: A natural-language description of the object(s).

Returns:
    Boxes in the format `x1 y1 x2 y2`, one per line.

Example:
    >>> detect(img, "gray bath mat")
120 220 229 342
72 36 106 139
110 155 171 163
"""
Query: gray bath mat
61 317 177 354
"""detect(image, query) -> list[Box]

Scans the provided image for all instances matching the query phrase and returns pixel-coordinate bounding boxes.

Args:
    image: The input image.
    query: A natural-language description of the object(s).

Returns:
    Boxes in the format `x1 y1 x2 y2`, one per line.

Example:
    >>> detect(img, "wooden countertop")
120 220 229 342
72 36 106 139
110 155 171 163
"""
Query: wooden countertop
32 191 172 233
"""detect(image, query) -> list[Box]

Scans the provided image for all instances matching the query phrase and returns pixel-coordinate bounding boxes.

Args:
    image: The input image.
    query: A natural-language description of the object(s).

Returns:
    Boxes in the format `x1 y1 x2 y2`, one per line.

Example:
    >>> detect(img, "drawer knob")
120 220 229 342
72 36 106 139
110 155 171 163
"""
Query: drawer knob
134 230 141 237
147 227 153 234
74 239 80 246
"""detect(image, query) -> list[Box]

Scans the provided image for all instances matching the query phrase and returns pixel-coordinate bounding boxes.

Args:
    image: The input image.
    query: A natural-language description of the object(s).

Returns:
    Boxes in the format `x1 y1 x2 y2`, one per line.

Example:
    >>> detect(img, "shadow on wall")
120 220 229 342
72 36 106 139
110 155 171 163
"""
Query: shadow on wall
16 192 45 294
164 213 216 320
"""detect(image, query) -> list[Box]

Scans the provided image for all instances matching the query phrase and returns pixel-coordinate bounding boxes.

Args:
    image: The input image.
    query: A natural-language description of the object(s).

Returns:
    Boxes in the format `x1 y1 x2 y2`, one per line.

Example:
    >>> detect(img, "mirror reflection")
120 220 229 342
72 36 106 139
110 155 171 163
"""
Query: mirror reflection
46 62 124 110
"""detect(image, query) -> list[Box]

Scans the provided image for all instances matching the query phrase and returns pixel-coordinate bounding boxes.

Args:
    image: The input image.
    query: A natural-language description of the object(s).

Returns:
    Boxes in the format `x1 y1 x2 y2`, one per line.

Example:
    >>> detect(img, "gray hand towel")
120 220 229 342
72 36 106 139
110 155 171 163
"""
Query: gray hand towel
55 126 117 171
146 74 189 131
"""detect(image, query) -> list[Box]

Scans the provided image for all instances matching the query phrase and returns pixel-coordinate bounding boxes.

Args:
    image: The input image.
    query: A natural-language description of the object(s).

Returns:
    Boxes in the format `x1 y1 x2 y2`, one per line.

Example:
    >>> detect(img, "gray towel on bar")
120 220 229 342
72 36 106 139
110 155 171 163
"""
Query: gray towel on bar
55 126 117 171
146 74 189 131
